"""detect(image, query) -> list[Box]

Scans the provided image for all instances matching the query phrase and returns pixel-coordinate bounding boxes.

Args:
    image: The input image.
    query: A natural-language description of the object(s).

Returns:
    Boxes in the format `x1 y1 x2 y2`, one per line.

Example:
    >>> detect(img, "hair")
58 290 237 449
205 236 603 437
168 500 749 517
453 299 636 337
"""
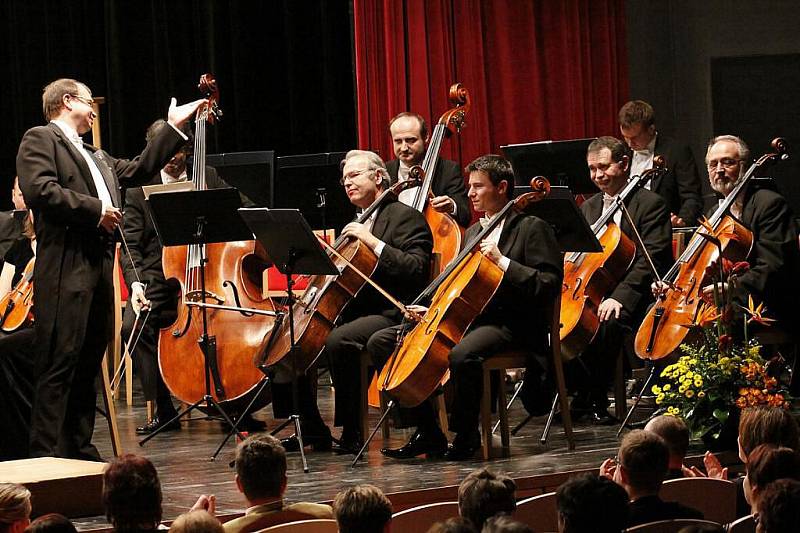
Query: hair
24 514 77 533
645 415 691 460
587 136 631 163
426 517 478 533
705 135 751 166
480 515 532 533
333 484 392 533
457 468 516 529
102 454 162 532
340 150 390 189
0 484 31 533
556 474 629 533
465 155 515 199
234 434 287 501
41 79 89 122
618 100 655 128
388 112 428 140
738 406 799 459
618 430 669 494
747 444 800 491
146 119 192 153
167 511 222 533
757 479 800 533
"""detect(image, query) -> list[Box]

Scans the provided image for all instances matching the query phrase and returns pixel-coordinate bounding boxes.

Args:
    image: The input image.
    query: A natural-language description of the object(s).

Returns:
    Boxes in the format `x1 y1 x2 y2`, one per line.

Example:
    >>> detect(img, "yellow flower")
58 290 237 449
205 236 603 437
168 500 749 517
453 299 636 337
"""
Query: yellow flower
685 390 695 398
663 384 671 392
652 385 662 395
698 391 706 398
656 394 665 405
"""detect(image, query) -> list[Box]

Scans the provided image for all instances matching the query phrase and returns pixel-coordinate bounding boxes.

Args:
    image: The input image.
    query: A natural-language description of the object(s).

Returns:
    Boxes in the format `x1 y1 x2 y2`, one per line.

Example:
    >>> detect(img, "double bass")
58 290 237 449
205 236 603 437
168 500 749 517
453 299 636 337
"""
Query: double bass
378 177 550 407
559 160 667 360
413 84 469 276
159 74 275 412
634 138 788 360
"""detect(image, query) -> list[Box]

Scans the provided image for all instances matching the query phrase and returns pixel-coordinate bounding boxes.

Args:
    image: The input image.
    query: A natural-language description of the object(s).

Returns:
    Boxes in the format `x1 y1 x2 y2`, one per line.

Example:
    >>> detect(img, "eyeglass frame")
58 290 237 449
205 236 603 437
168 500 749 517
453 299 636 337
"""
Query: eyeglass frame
339 167 376 186
68 94 96 107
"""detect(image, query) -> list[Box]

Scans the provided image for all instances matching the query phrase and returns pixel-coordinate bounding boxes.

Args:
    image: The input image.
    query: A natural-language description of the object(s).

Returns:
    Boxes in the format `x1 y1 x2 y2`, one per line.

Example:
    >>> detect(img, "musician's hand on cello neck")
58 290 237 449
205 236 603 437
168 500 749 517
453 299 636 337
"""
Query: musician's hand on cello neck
430 195 456 214
597 298 623 322
341 222 381 252
479 240 504 264
403 304 429 322
167 97 208 129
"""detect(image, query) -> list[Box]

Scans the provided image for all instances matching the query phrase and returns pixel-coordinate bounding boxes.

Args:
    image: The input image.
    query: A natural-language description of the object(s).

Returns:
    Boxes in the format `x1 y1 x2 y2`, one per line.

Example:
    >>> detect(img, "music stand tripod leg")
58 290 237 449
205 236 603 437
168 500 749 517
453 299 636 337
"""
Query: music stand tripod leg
211 376 272 460
351 400 395 467
617 359 656 437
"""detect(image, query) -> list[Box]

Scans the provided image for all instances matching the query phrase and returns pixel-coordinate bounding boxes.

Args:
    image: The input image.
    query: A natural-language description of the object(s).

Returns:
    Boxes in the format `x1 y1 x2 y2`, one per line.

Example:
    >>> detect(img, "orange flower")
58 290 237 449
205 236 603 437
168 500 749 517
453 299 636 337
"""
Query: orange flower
741 295 777 326
682 302 720 328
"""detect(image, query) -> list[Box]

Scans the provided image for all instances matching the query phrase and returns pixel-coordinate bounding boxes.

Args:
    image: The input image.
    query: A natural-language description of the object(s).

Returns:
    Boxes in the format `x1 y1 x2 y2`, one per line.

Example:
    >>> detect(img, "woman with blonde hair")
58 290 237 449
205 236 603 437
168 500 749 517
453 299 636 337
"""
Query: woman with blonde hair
0 483 31 533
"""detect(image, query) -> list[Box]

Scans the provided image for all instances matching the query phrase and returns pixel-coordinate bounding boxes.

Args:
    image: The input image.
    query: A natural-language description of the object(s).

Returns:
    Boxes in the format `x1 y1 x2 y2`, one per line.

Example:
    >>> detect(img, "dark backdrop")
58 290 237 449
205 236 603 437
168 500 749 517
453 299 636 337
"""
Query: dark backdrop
0 0 356 210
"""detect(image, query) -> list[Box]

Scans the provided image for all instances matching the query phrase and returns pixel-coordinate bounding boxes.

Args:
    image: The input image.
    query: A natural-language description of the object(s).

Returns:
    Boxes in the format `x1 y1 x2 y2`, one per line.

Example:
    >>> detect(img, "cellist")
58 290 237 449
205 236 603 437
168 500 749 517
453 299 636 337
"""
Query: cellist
369 155 562 460
386 113 471 227
274 150 433 454
570 137 672 424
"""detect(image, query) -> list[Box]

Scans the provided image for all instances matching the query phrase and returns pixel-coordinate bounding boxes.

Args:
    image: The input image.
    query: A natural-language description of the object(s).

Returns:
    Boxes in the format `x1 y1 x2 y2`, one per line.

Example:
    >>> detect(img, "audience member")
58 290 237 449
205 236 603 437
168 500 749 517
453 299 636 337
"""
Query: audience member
24 514 77 533
480 515 532 533
169 511 223 533
458 469 516 530
223 434 331 533
0 484 31 533
556 474 629 533
755 479 800 533
333 484 392 533
644 415 690 479
426 517 478 533
600 430 702 526
103 455 164 533
743 444 800 515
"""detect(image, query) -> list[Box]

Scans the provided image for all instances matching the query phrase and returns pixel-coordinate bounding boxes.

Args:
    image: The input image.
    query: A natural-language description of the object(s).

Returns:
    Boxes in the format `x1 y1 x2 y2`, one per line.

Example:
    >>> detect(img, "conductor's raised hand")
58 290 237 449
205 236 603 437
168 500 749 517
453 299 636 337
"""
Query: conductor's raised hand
167 97 208 129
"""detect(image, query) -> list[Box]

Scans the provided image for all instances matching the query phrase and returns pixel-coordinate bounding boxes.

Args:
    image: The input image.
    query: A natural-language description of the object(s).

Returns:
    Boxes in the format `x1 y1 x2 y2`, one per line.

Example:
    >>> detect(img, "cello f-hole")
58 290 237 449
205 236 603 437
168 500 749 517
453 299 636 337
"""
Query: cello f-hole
571 278 583 300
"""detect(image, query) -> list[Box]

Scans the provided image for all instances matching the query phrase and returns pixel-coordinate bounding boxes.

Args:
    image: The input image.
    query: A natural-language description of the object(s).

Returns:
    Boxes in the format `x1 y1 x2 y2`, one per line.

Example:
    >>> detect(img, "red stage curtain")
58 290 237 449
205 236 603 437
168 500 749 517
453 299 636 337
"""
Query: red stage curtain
353 0 628 172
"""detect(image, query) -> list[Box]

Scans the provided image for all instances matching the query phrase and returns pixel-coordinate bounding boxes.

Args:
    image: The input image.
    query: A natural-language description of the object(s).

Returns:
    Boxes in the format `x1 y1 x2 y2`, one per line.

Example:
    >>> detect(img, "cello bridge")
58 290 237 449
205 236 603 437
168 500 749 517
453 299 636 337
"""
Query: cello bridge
185 290 225 304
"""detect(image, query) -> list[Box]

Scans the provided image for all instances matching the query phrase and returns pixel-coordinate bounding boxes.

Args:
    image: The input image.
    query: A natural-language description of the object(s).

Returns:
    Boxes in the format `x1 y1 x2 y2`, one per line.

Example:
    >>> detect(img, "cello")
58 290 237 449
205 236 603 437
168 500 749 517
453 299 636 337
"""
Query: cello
634 138 788 360
158 74 276 413
413 83 469 276
256 169 425 373
0 256 35 332
378 177 551 407
559 159 668 360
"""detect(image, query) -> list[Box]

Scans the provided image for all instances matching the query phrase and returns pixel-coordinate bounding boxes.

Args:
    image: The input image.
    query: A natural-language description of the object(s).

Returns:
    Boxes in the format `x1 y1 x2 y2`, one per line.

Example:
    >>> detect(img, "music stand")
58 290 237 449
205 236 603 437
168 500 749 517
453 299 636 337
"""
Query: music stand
239 208 339 473
138 188 256 459
502 138 597 194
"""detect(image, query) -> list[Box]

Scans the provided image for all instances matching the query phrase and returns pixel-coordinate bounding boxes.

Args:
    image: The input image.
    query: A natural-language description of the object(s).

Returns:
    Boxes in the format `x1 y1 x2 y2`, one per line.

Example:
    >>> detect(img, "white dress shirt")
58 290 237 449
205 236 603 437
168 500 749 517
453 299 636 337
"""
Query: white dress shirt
631 134 657 188
52 120 114 212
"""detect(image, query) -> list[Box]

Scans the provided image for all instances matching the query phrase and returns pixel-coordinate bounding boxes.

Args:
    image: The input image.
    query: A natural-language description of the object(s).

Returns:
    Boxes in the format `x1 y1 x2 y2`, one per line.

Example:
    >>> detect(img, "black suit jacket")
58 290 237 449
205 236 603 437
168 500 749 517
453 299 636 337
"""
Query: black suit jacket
653 135 704 225
16 121 184 348
343 198 433 321
462 209 563 347
628 495 703 527
581 188 673 317
386 158 471 227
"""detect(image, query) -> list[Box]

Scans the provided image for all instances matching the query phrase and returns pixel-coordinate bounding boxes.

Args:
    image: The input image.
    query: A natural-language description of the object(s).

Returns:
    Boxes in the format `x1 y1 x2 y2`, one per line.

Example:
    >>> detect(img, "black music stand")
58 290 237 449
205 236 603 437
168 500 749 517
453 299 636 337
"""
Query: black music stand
139 188 256 459
502 138 596 194
239 208 339 473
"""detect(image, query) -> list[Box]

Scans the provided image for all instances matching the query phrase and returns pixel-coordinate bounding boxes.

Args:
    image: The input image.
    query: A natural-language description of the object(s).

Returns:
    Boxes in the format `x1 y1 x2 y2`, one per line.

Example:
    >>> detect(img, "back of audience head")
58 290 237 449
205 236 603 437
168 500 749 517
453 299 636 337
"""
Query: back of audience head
744 444 800 510
426 517 478 533
556 474 629 533
333 484 392 533
102 454 162 532
738 406 799 462
168 511 222 533
676 524 724 533
756 479 800 533
24 514 76 533
645 415 690 465
616 430 669 496
0 484 31 533
458 468 516 529
480 515 532 533
234 434 287 503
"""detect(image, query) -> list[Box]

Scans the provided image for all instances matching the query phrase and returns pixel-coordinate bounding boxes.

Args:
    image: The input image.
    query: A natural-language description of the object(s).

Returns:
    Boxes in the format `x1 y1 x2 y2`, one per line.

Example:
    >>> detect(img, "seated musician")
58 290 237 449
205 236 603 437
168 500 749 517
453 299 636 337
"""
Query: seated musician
273 149 433 454
571 137 672 423
386 112 471 227
370 154 563 460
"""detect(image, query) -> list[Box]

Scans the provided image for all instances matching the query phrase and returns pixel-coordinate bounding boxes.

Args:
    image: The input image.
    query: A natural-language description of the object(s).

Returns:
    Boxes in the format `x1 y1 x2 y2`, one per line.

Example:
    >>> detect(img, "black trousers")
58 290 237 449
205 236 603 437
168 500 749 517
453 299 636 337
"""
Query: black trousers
573 311 631 408
0 328 35 460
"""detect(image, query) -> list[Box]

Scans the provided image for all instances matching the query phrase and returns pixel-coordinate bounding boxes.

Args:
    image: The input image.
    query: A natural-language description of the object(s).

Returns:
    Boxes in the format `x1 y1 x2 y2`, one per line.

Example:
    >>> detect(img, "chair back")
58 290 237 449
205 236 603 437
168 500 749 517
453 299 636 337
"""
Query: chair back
726 514 756 533
625 518 723 533
240 510 323 533
514 492 557 532
391 501 460 532
259 518 338 532
659 477 737 524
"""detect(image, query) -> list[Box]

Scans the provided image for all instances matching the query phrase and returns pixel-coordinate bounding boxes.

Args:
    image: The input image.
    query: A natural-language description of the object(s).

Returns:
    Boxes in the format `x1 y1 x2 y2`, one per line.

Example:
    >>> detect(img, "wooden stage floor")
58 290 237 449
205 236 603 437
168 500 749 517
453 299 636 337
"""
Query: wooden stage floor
72 378 697 530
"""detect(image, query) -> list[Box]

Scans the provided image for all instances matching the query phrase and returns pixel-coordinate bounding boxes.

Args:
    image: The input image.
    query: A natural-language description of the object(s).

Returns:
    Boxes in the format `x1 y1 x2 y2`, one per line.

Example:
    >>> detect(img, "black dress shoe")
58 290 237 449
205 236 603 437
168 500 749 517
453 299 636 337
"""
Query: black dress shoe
280 431 333 452
332 429 363 455
381 428 448 459
136 416 181 435
444 431 480 461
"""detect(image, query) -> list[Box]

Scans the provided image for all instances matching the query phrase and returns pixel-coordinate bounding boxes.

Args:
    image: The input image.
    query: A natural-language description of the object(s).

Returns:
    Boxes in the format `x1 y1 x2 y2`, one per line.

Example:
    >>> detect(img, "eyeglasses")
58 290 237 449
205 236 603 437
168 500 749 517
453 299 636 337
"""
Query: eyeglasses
707 158 740 171
339 168 374 186
69 94 95 107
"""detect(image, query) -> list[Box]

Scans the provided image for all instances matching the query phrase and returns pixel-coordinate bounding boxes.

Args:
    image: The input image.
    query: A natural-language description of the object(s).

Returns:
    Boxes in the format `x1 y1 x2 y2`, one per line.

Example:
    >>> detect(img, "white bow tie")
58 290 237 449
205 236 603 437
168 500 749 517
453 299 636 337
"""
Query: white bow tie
68 133 83 149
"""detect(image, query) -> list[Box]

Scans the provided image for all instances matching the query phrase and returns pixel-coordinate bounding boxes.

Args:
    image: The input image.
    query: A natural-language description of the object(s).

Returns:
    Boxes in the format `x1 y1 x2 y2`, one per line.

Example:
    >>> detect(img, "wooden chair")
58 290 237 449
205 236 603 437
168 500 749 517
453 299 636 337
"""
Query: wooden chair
625 519 722 533
726 514 756 533
514 492 557 532
480 294 574 459
235 510 326 533
390 501 460 532
659 477 737 525
259 519 338 533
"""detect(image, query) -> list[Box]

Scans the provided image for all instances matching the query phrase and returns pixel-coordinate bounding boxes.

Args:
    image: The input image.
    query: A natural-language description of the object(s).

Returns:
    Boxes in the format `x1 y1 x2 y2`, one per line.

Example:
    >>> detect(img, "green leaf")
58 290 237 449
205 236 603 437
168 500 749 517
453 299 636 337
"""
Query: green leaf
713 409 729 424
